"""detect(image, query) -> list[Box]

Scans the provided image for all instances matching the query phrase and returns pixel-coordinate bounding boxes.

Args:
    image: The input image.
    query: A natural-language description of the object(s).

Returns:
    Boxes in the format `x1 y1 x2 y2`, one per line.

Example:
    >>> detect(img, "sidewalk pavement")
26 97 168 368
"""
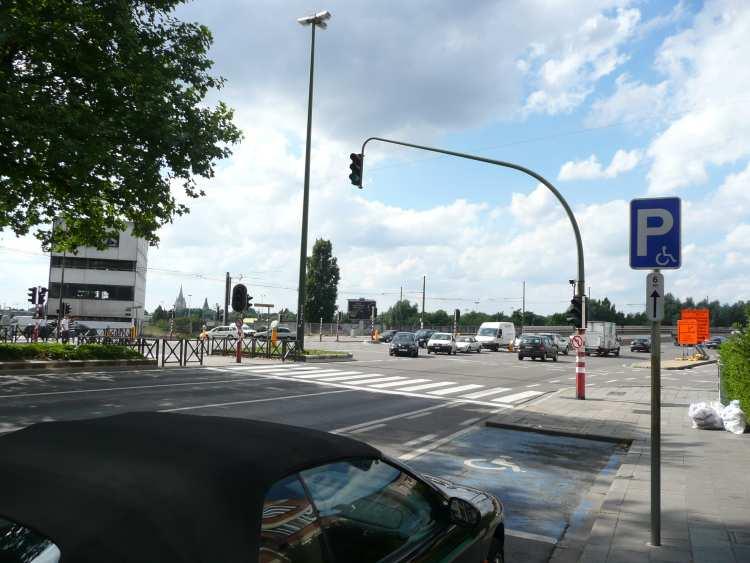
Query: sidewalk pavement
487 385 749 562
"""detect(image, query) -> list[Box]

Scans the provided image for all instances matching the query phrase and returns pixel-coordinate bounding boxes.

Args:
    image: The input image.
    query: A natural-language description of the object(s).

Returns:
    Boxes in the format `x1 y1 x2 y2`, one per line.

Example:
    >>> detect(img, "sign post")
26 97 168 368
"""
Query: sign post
630 197 681 548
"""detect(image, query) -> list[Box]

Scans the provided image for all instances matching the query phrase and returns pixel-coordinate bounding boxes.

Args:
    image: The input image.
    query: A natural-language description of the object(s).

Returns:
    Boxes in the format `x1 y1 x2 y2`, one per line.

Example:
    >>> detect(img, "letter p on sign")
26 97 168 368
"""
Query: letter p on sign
630 197 681 270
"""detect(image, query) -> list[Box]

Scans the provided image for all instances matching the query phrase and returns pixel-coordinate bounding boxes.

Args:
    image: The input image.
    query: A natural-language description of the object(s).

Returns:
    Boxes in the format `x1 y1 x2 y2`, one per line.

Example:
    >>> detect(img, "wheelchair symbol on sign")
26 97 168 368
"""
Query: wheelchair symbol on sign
655 246 677 266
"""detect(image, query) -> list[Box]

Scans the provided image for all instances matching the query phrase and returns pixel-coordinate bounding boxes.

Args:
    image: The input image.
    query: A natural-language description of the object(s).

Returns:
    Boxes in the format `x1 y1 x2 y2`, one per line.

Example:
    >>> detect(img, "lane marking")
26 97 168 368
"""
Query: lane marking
459 417 482 426
403 434 438 447
230 365 318 372
405 412 433 420
347 376 405 385
429 384 483 396
291 370 360 379
606 379 618 383
461 387 512 400
349 423 386 434
369 378 429 389
505 528 558 545
316 373 385 382
333 403 455 433
160 389 352 412
399 427 475 461
526 383 540 388
397 381 456 392
493 390 544 404
548 380 560 384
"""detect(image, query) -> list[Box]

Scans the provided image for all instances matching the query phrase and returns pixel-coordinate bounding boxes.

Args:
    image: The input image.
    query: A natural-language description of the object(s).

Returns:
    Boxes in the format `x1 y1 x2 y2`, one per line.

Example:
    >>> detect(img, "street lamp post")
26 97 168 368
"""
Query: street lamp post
295 10 331 353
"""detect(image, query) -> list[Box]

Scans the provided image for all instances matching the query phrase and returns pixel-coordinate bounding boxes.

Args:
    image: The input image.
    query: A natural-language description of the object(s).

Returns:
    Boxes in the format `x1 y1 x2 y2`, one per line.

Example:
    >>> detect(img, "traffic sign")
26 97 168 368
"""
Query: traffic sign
571 334 584 350
630 197 681 269
677 319 698 345
681 309 709 342
646 272 664 321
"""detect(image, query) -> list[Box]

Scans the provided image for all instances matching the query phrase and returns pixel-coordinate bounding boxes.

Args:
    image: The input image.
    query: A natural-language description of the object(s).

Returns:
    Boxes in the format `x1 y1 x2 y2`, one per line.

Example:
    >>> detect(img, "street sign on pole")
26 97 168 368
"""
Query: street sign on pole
630 197 681 270
646 272 664 321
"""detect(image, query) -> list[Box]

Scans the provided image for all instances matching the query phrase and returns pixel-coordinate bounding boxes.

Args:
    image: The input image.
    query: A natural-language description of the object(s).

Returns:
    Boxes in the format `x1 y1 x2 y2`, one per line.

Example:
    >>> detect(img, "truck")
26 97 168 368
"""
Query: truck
585 321 621 356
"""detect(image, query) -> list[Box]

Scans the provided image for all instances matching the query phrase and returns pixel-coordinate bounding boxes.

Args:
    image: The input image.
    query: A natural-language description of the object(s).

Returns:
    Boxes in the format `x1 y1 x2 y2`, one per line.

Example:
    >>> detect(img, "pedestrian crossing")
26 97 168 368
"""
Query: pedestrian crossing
228 364 545 406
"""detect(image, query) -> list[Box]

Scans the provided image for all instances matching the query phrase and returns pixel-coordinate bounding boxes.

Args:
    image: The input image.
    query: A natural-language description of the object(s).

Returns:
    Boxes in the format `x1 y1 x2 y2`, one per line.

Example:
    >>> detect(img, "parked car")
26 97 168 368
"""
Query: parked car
537 333 570 355
0 413 505 563
389 331 419 357
456 335 482 353
518 335 558 361
255 326 295 341
414 329 436 348
475 322 516 351
705 336 725 349
427 332 458 355
380 329 398 343
630 337 651 352
206 325 237 339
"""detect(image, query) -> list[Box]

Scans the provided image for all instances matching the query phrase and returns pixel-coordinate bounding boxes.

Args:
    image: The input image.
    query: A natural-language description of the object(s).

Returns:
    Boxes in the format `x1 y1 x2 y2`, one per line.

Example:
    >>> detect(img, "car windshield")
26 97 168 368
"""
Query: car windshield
456 336 470 342
394 333 414 343
478 328 497 336
431 334 450 340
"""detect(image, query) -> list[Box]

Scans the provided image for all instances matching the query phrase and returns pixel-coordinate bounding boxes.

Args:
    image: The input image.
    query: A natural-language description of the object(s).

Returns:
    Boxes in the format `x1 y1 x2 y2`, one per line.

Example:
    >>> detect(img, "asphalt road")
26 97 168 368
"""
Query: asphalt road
0 344 718 562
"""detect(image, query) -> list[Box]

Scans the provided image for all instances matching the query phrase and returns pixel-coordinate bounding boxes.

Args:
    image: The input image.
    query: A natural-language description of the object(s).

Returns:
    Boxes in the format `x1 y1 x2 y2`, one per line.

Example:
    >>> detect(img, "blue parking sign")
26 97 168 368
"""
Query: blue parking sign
630 197 681 269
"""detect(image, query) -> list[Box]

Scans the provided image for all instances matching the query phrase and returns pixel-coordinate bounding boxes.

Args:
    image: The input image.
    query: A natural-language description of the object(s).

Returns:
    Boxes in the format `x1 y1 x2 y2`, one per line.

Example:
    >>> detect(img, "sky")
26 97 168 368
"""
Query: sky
2 0 749 318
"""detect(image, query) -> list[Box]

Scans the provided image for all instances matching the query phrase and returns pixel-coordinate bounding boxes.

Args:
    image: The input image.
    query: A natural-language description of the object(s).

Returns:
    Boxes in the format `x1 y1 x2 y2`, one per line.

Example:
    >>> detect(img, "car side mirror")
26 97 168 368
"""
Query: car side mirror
448 497 480 527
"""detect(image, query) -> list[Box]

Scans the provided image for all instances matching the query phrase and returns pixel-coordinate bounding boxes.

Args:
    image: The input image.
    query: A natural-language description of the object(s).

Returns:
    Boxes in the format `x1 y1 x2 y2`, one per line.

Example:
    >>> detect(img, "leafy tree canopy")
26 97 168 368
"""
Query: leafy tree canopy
0 0 242 250
305 239 340 323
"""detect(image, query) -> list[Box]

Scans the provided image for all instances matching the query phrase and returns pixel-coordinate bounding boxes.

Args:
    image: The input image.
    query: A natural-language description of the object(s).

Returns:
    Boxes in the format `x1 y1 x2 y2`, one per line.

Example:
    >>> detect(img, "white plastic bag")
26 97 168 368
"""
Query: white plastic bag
688 401 724 430
721 400 747 435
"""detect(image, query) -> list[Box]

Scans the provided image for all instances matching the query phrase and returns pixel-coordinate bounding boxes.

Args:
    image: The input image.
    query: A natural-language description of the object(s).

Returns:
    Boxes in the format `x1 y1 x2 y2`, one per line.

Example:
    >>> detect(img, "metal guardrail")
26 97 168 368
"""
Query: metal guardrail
206 336 299 361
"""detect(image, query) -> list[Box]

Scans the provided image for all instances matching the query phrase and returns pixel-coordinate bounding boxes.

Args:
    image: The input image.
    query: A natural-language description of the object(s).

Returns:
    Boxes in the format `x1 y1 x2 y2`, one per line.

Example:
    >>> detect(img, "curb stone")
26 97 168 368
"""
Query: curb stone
0 359 157 371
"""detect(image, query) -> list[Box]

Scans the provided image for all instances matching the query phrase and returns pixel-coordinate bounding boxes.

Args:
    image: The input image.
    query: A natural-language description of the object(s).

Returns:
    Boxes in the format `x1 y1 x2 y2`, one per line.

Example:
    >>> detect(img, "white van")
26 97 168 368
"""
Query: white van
476 322 516 351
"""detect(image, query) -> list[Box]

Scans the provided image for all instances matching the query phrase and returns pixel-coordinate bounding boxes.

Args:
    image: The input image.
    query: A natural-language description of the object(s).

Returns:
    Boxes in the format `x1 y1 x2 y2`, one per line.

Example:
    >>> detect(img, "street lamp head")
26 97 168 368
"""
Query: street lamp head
297 10 331 27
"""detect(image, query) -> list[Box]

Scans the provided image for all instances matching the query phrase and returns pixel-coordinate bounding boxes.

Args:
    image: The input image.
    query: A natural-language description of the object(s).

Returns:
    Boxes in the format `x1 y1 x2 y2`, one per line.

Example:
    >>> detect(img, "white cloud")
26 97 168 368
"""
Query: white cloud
586 74 669 128
558 149 642 181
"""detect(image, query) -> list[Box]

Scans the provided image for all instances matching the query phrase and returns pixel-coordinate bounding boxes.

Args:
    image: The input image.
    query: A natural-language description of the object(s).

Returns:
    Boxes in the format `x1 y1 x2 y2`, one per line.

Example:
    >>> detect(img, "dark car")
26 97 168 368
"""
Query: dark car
414 329 436 348
380 329 398 343
518 335 558 361
390 331 419 357
705 336 725 349
0 413 505 563
630 338 651 352
22 321 57 340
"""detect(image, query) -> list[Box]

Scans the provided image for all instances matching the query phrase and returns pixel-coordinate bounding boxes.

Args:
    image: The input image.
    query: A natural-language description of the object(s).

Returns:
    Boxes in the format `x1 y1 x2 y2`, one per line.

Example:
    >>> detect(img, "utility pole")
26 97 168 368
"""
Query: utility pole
224 272 230 325
399 285 403 330
521 281 526 336
420 275 426 330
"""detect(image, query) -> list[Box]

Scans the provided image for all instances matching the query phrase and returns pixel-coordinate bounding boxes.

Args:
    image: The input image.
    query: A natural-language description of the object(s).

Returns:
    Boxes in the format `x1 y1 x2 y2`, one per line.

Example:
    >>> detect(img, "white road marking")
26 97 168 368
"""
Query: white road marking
348 376 405 385
251 366 323 373
349 423 386 434
403 434 438 446
369 378 429 389
461 387 512 400
160 389 352 412
231 365 316 372
397 381 456 392
291 370 360 379
505 529 558 545
459 417 482 426
429 384 483 396
568 377 576 380
625 377 636 381
334 403 455 433
606 379 618 383
399 427 475 461
316 373 383 382
405 412 433 420
548 380 560 384
526 383 540 388
493 390 544 404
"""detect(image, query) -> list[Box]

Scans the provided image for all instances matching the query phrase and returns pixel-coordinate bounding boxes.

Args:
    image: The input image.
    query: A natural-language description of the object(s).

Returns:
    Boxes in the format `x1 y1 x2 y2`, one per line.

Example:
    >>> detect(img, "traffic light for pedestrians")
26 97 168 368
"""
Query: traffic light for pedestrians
27 287 37 304
566 296 583 328
64 303 71 315
38 287 47 305
231 284 248 312
349 153 363 188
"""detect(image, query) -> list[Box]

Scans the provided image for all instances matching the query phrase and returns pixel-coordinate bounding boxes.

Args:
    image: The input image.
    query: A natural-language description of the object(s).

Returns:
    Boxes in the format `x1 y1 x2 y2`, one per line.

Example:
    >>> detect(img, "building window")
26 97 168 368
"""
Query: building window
105 236 119 247
50 256 135 272
49 283 134 301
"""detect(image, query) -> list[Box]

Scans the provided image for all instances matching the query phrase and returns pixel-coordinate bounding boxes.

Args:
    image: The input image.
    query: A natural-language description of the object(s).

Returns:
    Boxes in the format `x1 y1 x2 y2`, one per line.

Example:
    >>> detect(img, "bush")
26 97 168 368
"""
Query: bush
719 331 750 413
0 343 142 362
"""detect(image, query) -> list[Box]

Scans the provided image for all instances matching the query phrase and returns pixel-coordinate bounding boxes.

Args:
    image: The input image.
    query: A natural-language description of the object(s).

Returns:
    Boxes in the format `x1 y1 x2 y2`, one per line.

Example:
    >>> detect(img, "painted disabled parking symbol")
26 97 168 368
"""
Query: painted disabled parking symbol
464 456 525 473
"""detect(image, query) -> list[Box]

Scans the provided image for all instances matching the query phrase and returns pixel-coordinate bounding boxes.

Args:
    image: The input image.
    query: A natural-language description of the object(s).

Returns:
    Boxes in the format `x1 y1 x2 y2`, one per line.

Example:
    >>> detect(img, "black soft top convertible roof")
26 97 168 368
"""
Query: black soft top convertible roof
0 412 380 562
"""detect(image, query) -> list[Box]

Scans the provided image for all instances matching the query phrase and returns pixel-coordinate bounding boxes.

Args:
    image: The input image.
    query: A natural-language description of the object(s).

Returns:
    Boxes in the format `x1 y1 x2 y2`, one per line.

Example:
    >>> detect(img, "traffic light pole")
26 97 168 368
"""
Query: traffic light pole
359 136 586 352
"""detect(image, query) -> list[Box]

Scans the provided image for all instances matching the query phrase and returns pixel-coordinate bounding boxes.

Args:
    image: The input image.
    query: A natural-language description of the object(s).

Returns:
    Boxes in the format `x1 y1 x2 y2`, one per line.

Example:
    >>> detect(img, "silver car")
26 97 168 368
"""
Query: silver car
537 333 570 355
456 335 482 353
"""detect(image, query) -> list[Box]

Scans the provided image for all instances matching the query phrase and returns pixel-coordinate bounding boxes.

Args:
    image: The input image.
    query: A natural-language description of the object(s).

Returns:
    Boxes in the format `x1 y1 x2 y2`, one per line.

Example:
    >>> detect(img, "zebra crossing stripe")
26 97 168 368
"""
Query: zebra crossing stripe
462 387 512 399
493 390 543 404
370 379 429 389
348 376 405 385
397 381 457 392
231 365 318 371
318 373 384 382
287 370 350 378
429 384 483 396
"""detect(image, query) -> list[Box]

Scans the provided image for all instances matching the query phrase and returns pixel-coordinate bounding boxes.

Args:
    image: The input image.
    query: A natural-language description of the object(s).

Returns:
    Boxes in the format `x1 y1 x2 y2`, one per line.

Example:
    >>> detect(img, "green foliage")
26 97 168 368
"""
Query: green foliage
305 239 340 323
0 0 242 250
719 330 750 414
381 300 420 327
0 343 142 361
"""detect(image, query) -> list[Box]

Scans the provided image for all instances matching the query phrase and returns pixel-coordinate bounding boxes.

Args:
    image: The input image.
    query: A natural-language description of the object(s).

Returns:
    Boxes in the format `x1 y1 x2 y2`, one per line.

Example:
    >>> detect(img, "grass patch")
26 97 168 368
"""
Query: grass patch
0 343 143 362
719 331 750 413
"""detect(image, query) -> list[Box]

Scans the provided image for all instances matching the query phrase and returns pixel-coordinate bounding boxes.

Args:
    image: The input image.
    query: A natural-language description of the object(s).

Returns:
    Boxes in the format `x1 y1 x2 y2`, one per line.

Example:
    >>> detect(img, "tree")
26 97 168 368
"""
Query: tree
0 0 242 251
304 239 340 323
382 300 419 328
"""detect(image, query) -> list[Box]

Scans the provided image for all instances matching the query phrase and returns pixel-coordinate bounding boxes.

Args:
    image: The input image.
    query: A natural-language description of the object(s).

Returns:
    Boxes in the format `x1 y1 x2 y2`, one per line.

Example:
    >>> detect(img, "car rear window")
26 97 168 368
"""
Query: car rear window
522 337 541 344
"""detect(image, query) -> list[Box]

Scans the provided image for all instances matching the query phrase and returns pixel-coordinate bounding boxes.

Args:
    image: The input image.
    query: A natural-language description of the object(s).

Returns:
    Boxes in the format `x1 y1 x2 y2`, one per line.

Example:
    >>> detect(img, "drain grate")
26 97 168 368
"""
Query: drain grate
729 531 750 545
608 391 625 396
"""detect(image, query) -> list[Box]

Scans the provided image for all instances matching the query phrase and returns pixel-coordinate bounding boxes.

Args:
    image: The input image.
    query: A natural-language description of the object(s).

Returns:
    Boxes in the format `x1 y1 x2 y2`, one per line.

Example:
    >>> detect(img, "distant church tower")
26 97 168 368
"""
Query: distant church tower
174 285 187 313
202 298 210 318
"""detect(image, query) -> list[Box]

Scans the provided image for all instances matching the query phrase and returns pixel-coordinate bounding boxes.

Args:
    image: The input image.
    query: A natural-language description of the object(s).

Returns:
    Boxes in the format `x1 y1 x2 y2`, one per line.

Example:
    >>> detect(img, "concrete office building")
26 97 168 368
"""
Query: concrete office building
47 224 148 325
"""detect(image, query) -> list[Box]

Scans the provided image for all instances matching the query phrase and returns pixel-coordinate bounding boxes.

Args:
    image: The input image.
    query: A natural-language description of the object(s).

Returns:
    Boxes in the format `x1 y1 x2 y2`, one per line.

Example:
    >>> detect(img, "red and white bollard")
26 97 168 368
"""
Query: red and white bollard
575 328 586 399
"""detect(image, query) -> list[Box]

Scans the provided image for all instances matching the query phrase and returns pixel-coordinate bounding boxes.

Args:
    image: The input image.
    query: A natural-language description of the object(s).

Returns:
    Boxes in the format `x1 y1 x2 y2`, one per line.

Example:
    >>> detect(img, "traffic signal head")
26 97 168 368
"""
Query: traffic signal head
38 287 47 305
566 296 583 328
246 295 253 309
231 284 248 312
27 287 37 304
349 153 363 188
64 303 71 315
